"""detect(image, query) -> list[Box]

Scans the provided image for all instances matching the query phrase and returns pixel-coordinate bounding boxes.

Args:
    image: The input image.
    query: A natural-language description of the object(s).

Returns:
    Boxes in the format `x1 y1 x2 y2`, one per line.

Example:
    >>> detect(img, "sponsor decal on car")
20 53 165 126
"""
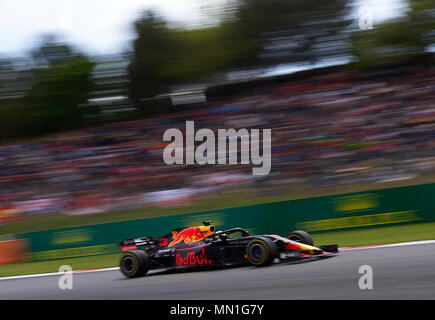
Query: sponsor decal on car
169 226 213 247
120 244 138 252
175 248 212 266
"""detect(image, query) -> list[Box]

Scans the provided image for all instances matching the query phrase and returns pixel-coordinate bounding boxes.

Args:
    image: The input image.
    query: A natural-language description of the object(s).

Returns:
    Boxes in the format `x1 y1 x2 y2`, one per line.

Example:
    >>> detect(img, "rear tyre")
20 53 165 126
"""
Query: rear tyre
120 250 150 278
246 237 278 267
287 230 313 246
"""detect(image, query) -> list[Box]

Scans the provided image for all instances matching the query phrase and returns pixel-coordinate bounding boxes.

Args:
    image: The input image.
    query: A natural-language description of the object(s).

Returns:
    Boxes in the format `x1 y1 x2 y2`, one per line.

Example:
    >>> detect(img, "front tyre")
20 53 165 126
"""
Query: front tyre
246 237 277 267
120 250 150 278
287 230 313 246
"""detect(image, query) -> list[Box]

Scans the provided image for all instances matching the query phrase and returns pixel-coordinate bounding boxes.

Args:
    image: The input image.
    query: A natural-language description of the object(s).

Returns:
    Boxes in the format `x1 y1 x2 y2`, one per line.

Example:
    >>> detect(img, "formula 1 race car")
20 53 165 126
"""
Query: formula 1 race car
119 221 338 278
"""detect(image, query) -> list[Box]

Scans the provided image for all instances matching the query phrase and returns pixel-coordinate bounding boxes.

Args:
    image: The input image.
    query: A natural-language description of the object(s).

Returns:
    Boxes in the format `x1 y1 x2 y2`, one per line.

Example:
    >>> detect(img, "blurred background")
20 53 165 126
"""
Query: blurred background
0 0 434 232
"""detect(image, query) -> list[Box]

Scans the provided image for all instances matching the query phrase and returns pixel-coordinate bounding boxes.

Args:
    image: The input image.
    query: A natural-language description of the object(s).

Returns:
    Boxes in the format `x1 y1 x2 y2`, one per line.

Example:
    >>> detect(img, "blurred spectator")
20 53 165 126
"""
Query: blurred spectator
0 59 434 219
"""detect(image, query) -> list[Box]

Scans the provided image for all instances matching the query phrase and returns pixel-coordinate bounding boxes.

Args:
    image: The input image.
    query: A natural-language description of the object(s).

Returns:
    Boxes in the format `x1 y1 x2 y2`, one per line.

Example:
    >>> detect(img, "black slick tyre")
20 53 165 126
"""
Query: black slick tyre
120 250 150 278
246 237 278 267
287 230 314 246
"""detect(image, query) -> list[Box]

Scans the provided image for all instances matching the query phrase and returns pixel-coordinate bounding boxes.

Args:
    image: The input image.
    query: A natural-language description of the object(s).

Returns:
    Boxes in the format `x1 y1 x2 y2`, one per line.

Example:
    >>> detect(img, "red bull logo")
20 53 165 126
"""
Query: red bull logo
168 225 214 247
175 248 212 266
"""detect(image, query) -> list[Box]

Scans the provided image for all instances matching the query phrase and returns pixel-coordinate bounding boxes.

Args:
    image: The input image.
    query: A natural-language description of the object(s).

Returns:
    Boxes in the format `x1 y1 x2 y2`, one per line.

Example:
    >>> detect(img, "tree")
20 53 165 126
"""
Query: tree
351 0 435 66
23 55 95 136
229 0 352 67
127 2 353 114
128 11 175 104
0 39 95 140
31 34 74 66
128 11 252 114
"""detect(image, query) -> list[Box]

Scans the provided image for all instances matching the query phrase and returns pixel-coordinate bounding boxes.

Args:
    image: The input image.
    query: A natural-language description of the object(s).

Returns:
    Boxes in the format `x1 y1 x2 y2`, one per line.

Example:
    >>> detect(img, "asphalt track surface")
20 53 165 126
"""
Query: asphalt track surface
1 242 435 299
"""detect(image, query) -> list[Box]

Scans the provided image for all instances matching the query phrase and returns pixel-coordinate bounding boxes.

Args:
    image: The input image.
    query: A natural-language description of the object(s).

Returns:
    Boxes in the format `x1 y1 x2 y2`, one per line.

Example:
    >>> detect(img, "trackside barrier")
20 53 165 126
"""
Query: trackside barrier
19 182 435 261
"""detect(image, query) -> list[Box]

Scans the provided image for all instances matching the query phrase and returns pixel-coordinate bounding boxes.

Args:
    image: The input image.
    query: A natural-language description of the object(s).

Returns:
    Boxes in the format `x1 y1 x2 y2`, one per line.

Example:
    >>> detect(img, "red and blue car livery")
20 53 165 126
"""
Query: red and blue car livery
119 221 338 278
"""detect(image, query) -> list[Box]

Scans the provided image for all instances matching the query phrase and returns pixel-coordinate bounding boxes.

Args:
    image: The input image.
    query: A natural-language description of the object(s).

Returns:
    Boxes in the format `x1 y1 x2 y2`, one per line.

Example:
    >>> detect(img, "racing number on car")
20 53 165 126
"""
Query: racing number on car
159 238 168 246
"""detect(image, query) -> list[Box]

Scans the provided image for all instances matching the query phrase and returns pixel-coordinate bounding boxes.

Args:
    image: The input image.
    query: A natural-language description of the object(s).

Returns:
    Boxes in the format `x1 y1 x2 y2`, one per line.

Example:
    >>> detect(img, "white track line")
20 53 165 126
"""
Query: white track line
341 240 435 251
1 240 435 280
0 267 119 281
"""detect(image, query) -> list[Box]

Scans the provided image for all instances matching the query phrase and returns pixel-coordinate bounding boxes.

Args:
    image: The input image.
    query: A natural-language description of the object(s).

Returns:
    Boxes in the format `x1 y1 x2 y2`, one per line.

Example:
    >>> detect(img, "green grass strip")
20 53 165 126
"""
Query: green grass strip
1 222 435 278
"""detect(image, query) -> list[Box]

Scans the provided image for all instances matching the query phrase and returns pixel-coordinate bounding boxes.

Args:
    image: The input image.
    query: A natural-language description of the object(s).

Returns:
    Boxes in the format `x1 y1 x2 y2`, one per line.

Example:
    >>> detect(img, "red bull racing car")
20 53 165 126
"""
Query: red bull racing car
119 221 338 278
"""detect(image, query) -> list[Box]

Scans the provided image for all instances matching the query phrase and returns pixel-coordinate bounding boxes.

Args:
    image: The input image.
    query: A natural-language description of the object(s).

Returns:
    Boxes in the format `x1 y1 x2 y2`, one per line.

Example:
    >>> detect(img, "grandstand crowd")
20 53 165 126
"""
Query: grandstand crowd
1 62 434 220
